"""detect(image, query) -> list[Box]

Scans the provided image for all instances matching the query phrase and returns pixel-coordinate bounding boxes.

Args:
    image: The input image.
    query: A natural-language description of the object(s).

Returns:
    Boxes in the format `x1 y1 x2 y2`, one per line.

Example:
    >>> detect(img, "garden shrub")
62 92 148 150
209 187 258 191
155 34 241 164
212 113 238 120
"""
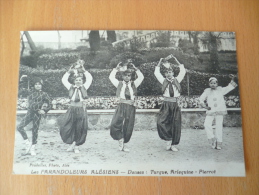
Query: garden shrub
80 50 116 69
22 47 205 73
37 51 80 70
178 39 197 55
75 46 90 51
108 52 147 69
20 48 74 68
139 47 201 71
36 50 119 70
18 64 240 99
150 31 171 48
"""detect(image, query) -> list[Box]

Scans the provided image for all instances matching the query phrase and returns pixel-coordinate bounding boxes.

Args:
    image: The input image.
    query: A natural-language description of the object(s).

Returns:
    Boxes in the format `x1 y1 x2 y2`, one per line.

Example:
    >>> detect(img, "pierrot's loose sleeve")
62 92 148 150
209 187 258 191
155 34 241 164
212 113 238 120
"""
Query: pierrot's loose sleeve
199 89 209 103
221 80 238 95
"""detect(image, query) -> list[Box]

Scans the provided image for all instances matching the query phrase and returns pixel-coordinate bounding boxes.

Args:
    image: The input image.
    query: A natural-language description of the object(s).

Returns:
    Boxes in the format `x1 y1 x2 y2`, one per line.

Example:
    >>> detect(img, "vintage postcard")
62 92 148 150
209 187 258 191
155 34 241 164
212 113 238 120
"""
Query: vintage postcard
13 30 245 176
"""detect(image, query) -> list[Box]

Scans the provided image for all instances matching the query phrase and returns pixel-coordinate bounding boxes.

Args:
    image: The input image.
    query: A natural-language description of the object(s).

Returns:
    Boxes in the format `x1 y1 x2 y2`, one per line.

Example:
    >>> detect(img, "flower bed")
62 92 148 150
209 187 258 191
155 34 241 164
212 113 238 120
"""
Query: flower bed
17 95 240 110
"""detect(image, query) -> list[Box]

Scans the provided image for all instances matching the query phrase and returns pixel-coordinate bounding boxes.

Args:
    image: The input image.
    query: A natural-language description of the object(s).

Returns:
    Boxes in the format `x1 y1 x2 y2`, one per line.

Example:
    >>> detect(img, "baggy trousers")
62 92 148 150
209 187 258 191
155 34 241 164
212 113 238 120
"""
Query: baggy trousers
59 106 88 146
110 103 136 143
157 101 181 145
17 110 42 145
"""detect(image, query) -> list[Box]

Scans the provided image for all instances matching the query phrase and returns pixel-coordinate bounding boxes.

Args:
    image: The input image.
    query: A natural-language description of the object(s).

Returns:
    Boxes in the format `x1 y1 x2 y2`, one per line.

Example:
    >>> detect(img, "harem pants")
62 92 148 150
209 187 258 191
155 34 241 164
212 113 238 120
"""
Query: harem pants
157 101 181 145
110 103 136 143
59 106 88 146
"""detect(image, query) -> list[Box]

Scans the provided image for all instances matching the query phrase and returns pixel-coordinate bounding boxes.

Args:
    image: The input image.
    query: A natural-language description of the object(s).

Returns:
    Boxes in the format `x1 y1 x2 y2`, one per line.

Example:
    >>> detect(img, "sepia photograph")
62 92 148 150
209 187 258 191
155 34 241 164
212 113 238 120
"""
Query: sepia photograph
13 30 245 176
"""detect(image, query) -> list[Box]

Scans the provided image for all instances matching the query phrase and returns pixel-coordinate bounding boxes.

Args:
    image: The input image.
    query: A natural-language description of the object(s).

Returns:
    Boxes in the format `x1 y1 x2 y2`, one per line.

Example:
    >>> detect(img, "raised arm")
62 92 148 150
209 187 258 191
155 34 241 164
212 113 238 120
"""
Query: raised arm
154 58 165 84
62 72 72 90
134 69 144 88
109 68 119 87
175 64 186 83
221 80 238 95
171 56 186 83
83 70 93 90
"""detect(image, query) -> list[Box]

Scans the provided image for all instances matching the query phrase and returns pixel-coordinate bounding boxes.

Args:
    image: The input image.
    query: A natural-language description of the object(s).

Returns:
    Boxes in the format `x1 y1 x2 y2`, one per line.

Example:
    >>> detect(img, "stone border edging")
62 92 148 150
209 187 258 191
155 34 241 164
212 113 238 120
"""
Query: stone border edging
16 108 241 115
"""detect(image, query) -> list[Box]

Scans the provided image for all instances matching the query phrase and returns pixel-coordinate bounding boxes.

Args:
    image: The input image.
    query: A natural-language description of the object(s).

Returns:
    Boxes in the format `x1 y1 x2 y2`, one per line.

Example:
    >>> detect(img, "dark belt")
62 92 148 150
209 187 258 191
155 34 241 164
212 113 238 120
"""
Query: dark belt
163 97 178 103
70 101 84 107
119 99 135 106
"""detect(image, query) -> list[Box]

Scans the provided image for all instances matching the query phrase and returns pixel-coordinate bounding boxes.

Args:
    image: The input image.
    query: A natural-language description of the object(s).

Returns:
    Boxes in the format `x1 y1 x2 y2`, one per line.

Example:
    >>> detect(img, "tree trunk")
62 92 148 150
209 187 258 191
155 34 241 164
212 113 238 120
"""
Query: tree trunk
89 31 100 52
167 31 171 44
24 31 37 52
57 31 61 49
107 31 116 43
20 33 25 56
188 32 192 42
190 32 200 55
209 32 220 73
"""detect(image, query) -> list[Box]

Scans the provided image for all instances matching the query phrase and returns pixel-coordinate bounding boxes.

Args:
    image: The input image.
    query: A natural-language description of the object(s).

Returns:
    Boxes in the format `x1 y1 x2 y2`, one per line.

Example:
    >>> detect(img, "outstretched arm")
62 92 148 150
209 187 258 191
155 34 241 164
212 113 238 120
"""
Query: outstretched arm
154 58 165 84
221 79 238 95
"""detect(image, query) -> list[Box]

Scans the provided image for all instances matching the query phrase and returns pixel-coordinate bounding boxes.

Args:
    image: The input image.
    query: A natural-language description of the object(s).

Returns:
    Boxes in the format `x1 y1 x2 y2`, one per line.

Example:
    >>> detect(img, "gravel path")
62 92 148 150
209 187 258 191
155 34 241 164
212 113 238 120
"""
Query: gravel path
13 127 244 165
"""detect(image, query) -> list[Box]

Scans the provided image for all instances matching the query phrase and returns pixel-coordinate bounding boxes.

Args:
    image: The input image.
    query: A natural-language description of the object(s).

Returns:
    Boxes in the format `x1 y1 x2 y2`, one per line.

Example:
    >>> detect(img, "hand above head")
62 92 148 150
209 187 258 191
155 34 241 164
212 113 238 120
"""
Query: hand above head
157 58 164 67
131 64 138 71
172 56 181 65
81 64 86 72
67 66 74 74
116 62 122 70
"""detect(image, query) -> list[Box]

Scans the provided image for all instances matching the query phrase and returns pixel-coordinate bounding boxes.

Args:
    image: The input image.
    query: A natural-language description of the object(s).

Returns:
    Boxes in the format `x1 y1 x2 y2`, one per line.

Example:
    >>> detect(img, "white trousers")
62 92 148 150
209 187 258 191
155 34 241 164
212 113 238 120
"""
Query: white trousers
204 115 224 142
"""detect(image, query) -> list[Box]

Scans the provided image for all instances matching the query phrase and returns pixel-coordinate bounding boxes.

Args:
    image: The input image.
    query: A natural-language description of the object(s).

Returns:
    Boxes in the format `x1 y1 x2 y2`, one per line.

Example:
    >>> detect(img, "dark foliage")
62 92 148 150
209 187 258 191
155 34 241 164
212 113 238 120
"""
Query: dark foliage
18 64 240 98
89 31 100 52
109 52 147 69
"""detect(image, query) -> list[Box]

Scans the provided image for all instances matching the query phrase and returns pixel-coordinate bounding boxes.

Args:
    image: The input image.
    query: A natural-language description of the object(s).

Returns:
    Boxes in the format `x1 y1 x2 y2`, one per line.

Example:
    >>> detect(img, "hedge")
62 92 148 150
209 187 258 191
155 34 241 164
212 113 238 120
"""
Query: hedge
37 50 117 70
37 51 148 70
139 47 201 69
18 64 240 98
21 48 77 68
26 47 205 71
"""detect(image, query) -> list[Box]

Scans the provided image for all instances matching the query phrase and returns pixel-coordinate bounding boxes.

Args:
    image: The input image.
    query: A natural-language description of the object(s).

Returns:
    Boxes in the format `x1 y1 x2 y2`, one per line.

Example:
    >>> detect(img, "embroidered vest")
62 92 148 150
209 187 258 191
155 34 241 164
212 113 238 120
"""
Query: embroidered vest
116 81 137 98
68 85 88 100
162 79 182 94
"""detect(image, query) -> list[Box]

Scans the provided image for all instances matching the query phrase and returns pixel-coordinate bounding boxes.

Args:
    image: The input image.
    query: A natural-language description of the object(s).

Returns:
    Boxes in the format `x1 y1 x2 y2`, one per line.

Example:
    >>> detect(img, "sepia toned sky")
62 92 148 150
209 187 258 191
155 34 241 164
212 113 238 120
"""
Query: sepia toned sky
22 31 91 42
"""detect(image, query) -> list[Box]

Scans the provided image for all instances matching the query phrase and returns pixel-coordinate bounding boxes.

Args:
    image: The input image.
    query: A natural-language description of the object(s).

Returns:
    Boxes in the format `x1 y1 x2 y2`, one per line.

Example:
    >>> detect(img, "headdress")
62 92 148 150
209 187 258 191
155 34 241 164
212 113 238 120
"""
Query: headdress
122 68 134 75
163 63 176 74
209 77 218 82
32 77 43 86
